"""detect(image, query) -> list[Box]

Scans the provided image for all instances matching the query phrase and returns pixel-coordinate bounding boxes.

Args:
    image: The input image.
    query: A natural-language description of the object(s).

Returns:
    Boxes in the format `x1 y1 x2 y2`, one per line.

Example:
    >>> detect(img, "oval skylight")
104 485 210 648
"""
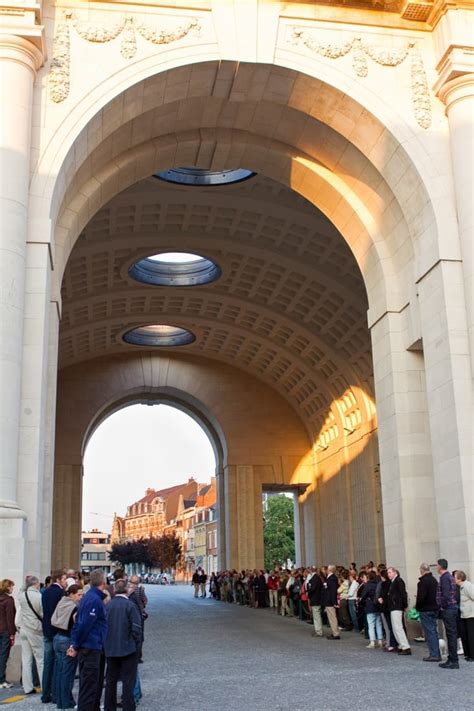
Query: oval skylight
123 325 195 347
128 252 221 287
155 167 256 186
148 252 203 264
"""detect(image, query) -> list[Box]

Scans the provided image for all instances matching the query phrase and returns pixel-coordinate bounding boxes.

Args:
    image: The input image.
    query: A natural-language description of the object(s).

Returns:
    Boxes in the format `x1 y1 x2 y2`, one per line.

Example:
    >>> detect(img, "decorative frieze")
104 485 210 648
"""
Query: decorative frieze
48 12 201 103
289 28 432 129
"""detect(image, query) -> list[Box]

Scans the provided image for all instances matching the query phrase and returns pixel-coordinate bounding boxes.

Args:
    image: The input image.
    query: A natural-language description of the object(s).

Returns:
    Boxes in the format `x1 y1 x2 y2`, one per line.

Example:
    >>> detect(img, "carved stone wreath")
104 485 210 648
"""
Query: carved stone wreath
49 13 201 103
290 29 432 129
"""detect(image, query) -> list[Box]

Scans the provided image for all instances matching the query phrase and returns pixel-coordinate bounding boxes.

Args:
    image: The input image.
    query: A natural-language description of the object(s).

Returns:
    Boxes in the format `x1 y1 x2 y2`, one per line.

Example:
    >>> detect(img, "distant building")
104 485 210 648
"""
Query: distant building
112 478 218 578
111 477 210 543
163 478 217 578
81 529 112 574
206 508 218 575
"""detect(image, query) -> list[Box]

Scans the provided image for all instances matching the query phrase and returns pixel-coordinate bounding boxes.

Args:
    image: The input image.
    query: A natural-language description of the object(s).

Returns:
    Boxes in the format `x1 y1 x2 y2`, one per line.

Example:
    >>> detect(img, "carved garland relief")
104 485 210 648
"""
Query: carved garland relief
289 28 432 129
49 13 201 103
48 13 432 131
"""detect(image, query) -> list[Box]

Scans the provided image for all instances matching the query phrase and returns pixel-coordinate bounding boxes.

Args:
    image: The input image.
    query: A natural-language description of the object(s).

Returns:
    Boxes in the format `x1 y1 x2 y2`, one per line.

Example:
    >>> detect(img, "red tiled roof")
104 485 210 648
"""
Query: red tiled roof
133 483 185 506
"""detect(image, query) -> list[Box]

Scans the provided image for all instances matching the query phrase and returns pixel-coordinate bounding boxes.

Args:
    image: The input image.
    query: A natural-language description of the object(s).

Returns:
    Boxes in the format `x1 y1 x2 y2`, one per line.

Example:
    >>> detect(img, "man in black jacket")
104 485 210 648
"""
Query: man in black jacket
104 580 142 711
415 563 440 662
199 571 208 599
307 569 323 637
41 571 67 704
387 567 411 655
323 565 340 640
129 576 147 664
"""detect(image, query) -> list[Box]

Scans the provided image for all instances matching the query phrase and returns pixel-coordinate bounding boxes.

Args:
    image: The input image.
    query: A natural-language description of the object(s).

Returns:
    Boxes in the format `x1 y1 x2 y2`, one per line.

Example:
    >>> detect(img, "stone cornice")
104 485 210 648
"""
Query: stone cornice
55 0 473 32
0 1 46 60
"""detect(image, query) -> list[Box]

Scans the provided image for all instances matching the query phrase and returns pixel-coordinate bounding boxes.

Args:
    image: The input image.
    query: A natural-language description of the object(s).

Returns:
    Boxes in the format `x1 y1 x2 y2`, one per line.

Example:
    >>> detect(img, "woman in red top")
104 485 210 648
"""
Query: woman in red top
0 579 16 689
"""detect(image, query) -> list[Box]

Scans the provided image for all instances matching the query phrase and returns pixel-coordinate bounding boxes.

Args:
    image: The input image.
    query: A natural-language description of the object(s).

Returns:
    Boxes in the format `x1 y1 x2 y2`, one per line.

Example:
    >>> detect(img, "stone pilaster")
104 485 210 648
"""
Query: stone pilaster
0 31 44 583
435 60 474 376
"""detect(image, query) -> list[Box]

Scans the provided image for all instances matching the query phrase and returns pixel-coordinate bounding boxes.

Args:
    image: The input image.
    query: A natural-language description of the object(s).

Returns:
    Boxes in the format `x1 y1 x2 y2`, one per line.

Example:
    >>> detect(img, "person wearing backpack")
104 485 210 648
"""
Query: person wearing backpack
15 575 44 696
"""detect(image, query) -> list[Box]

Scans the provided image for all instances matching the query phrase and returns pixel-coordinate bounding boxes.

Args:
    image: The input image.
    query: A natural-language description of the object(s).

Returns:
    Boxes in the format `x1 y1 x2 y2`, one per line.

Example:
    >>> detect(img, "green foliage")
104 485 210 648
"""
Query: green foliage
263 495 295 570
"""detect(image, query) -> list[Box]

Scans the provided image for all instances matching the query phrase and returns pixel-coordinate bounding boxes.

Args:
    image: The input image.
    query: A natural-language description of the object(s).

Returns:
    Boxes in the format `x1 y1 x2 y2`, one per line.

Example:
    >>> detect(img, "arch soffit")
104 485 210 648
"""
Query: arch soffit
36 56 444 257
55 130 406 322
82 387 227 470
38 64 446 303
56 351 312 466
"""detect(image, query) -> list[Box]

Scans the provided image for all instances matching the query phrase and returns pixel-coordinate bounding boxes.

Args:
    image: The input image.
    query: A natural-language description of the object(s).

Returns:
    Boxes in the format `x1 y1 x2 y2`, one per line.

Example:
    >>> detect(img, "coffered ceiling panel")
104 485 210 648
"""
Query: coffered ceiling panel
60 174 372 435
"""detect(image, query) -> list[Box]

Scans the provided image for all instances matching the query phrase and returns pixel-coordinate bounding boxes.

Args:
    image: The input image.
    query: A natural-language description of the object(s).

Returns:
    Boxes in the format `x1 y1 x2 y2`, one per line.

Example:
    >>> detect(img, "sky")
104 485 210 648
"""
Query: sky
82 404 216 533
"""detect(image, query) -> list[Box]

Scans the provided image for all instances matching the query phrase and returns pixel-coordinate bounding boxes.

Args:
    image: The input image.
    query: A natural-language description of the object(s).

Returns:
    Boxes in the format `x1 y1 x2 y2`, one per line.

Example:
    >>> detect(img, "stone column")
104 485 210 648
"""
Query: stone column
216 465 226 571
224 464 265 570
0 35 43 583
436 69 474 374
40 303 60 578
417 261 473 577
293 494 302 567
52 464 83 570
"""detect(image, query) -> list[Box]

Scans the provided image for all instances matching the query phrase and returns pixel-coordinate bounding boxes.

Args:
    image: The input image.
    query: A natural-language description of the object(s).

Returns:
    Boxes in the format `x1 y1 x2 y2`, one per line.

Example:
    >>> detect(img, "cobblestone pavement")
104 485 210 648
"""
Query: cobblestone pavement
2 584 472 710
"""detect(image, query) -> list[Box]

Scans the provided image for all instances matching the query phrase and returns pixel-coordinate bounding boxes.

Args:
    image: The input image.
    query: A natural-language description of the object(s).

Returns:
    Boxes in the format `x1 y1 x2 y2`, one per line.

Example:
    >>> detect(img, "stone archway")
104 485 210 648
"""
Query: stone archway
52 352 315 571
11 54 470 589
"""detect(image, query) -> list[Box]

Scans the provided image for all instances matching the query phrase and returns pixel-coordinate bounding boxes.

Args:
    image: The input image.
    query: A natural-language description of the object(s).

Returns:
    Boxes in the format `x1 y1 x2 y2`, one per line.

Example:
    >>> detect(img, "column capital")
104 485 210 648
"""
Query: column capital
0 33 44 75
0 2 46 67
433 45 474 108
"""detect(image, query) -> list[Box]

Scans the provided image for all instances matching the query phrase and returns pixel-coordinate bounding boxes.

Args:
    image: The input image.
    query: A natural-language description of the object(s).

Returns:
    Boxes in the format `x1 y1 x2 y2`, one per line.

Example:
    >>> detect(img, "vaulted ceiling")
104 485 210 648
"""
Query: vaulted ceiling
60 174 373 438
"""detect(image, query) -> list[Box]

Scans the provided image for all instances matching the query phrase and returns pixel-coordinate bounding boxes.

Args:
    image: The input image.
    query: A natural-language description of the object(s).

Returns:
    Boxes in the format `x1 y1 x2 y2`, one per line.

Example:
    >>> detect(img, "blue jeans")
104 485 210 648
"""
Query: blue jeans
441 608 459 663
367 612 383 641
0 632 11 683
42 637 56 703
53 634 77 709
134 670 142 702
348 600 359 631
420 611 440 658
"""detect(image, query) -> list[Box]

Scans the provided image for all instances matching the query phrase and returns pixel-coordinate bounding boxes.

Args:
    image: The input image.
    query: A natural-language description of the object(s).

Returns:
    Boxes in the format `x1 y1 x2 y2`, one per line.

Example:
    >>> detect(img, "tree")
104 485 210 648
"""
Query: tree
263 495 295 570
148 533 182 571
108 538 151 568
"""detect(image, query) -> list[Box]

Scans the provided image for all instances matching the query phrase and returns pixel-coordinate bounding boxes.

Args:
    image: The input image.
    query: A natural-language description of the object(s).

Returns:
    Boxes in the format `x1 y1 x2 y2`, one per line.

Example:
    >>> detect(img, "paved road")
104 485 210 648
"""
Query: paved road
3 584 472 710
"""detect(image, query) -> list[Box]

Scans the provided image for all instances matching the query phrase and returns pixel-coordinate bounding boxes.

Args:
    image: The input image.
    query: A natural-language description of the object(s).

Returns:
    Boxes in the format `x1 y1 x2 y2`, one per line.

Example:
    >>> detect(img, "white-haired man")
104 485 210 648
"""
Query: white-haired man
323 565 340 640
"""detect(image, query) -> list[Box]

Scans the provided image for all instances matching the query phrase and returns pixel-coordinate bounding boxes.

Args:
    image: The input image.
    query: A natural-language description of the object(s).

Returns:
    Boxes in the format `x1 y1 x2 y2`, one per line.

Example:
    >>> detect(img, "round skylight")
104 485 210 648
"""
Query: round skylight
155 167 256 186
128 252 221 287
123 324 196 347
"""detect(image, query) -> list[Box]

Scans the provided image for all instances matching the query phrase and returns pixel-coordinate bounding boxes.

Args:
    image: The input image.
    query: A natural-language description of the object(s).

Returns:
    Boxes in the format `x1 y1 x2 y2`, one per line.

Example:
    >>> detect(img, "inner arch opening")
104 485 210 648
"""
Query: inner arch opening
82 403 218 577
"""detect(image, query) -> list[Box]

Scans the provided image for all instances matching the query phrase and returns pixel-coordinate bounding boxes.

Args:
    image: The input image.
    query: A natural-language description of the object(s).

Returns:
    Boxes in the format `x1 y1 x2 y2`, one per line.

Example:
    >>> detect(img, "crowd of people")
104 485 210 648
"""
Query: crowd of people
0 568 148 710
0 556 472 708
208 558 474 669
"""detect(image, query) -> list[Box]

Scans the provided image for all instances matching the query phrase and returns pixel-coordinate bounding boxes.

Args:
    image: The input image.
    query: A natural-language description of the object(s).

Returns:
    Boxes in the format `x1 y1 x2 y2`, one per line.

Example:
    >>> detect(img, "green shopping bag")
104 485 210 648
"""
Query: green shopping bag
407 607 420 622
